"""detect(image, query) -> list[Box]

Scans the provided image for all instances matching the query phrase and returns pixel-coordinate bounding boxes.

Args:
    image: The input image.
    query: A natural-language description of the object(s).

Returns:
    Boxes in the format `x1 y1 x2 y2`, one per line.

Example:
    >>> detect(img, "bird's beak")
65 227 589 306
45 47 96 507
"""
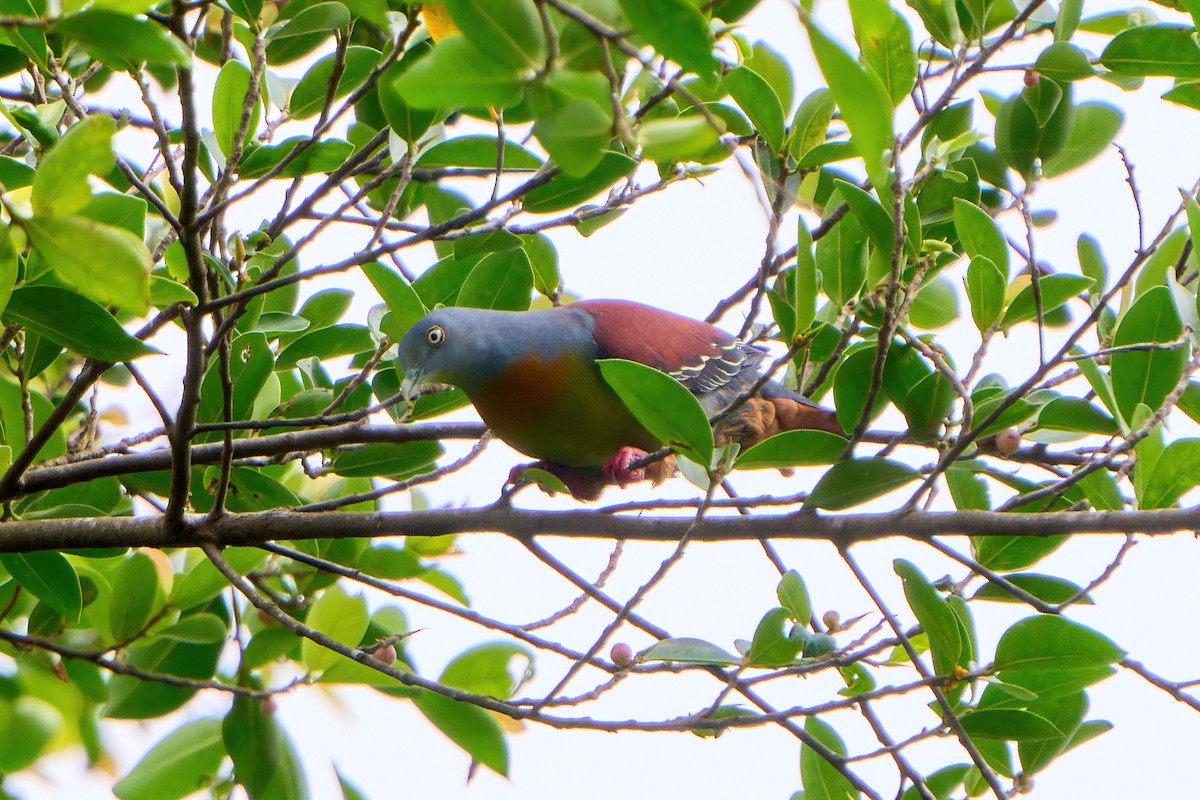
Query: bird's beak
401 367 425 403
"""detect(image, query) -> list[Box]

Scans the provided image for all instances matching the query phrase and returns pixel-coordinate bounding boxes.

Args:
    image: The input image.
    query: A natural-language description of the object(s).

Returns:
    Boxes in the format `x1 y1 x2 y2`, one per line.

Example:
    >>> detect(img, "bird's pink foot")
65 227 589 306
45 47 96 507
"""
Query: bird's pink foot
601 447 649 488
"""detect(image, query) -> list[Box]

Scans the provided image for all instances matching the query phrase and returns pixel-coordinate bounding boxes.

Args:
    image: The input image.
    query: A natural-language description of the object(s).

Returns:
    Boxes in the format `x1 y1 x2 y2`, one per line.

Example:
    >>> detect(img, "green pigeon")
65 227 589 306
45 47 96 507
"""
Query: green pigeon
398 299 839 499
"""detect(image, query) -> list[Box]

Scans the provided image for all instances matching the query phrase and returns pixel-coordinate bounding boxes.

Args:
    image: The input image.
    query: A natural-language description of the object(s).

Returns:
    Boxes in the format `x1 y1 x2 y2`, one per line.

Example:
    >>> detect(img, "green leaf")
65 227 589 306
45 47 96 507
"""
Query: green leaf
835 180 893 254
598 358 714 467
22 215 151 314
4 285 157 363
418 137 543 171
619 0 713 75
156 613 228 644
290 46 380 119
275 324 373 368
994 615 1126 672
799 716 855 800
1002 274 1093 329
56 10 191 69
746 607 805 667
440 642 533 698
805 21 893 188
806 458 918 510
965 255 1006 332
909 275 959 330
362 262 426 341
301 584 370 674
0 551 81 621
523 151 637 213
239 137 354 178
1042 103 1123 178
735 429 846 469
895 559 962 676
973 534 1067 572
529 71 612 177
330 441 443 478
973 573 1092 605
265 1 350 64
113 718 226 800
212 60 261 160
961 709 1064 741
457 249 534 311
1141 438 1200 509
223 693 308 800
414 690 508 775
639 116 721 163
995 82 1075 179
1035 42 1095 82
1035 397 1117 435
31 115 114 217
1111 285 1187 425
777 570 812 624
817 211 867 306
641 637 740 664
0 697 60 773
849 0 917 106
788 88 835 161
724 66 784 152
109 551 165 642
1100 24 1200 77
444 0 546 69
394 36 525 110
953 199 1008 275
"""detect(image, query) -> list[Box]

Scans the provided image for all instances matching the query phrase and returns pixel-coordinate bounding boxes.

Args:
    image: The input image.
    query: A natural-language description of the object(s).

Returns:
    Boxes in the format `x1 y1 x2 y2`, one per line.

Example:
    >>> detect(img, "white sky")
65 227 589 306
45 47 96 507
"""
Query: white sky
11 0 1200 798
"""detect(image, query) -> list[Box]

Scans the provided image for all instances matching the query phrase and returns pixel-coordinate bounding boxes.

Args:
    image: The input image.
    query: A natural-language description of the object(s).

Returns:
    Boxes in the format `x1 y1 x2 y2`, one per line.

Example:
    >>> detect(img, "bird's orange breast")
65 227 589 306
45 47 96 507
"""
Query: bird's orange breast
471 352 658 467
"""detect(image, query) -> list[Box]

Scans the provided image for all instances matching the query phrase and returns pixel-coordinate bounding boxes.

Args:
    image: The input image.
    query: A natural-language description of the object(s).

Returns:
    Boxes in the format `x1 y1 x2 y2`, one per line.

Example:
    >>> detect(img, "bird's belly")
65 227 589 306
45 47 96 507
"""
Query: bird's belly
471 356 659 467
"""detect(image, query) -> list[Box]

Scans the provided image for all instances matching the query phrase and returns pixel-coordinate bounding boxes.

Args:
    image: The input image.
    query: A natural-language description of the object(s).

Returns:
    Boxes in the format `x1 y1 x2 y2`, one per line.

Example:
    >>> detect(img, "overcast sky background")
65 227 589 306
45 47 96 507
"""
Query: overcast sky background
11 0 1200 797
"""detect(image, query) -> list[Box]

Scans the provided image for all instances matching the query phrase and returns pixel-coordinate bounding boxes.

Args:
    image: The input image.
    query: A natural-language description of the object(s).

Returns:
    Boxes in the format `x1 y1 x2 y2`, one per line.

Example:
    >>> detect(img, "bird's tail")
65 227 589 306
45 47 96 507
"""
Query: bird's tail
717 381 842 449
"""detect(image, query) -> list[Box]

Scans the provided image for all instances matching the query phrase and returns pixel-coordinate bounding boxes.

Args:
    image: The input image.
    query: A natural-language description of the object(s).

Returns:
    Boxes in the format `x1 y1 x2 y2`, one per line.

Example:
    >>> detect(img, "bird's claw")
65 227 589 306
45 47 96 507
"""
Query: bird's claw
601 447 649 488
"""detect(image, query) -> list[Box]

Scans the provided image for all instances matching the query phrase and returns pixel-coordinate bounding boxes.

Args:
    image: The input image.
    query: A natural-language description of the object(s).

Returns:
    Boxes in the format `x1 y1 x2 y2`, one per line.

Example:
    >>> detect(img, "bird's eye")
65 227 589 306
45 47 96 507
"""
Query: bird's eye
426 325 446 346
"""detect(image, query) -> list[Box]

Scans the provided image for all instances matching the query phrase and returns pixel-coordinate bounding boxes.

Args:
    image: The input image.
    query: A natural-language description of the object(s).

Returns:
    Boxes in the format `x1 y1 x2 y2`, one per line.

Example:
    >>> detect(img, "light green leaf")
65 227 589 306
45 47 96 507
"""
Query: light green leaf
394 36 525 110
31 115 114 217
23 215 151 314
736 429 846 469
800 716 856 800
965 255 1006 332
994 615 1125 672
457 249 534 311
1101 24 1200 77
301 584 370 674
641 637 740 665
213 60 261 161
619 0 714 75
56 10 191 69
724 66 785 152
444 0 546 69
638 116 721 163
1111 285 1187 424
1043 104 1123 178
953 199 1008 275
414 690 508 775
290 46 380 119
0 551 81 621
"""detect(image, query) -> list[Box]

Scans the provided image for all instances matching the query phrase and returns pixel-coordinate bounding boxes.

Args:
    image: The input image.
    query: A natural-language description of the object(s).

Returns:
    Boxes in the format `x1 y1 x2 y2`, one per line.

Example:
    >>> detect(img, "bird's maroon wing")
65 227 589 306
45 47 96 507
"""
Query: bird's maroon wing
577 299 760 396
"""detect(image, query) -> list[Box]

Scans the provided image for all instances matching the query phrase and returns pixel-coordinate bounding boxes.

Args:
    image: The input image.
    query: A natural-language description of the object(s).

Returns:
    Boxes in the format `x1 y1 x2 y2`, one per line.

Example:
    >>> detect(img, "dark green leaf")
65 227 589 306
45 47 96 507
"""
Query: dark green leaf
806 458 918 510
266 2 350 64
1141 438 1200 509
1101 24 1200 77
799 716 855 800
457 249 534 311
240 137 355 178
973 573 1092 605
523 151 637 213
954 199 1008 274
895 559 962 676
598 358 714 467
414 690 508 775
109 551 164 642
1035 397 1117 435
724 66 784 152
788 88 835 161
113 719 226 800
973 534 1067 572
1035 42 1095 81
290 46 380 119
3 286 158 362
965 255 1006 332
330 441 443 478
735 429 847 469
639 116 721 163
835 180 893 254
0 551 81 621
1043 103 1123 178
994 615 1125 672
1111 285 1187 425
961 709 1064 741
276 325 373 368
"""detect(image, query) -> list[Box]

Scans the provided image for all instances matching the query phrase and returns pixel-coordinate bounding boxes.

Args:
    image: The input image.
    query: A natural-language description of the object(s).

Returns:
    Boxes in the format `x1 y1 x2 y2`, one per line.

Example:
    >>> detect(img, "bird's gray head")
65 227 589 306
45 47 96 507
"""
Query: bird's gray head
398 307 503 396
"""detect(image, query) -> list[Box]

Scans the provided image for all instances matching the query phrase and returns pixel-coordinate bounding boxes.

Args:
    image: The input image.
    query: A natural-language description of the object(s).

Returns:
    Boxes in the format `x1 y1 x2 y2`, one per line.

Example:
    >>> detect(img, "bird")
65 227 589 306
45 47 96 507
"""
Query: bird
397 299 841 500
